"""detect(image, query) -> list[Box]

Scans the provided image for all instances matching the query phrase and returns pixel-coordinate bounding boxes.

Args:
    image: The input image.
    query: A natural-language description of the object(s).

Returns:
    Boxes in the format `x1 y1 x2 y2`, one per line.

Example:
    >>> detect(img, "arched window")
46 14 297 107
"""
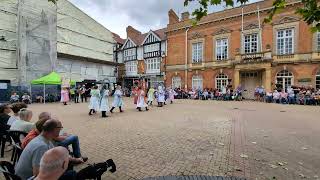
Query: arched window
316 71 320 89
215 73 228 90
192 75 203 90
172 76 181 89
276 70 294 91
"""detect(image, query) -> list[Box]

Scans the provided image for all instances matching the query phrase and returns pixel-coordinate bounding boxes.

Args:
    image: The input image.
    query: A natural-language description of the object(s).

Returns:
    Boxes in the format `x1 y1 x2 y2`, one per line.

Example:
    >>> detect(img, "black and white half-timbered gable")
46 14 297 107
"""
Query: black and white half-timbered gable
143 31 163 74
122 38 137 62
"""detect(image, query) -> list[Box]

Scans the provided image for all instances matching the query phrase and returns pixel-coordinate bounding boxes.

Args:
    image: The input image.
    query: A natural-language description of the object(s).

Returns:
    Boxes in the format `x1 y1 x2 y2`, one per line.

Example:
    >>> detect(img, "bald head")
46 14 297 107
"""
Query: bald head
38 147 69 177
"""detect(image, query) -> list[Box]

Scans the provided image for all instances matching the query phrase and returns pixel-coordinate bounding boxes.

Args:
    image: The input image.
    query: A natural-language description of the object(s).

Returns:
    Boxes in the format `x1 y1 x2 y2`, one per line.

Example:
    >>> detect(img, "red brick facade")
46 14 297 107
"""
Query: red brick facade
165 0 320 98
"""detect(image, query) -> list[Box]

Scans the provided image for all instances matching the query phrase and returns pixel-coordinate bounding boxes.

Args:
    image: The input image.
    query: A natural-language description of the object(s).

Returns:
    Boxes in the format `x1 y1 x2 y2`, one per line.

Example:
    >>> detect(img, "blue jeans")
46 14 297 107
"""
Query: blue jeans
58 135 81 158
288 96 295 104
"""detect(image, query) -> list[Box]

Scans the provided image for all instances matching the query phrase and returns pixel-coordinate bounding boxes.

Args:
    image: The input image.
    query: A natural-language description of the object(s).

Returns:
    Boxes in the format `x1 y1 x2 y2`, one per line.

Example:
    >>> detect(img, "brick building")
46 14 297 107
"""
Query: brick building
165 0 320 99
116 26 167 89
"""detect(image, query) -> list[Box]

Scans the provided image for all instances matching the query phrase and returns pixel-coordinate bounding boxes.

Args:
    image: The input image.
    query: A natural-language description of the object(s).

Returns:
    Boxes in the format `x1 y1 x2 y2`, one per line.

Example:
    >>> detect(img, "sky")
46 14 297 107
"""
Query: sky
69 0 261 39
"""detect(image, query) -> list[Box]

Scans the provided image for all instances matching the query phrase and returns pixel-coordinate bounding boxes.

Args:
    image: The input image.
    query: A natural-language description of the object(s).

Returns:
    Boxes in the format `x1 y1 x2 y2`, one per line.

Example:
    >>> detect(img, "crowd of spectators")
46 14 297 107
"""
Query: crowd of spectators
0 102 116 180
172 85 320 105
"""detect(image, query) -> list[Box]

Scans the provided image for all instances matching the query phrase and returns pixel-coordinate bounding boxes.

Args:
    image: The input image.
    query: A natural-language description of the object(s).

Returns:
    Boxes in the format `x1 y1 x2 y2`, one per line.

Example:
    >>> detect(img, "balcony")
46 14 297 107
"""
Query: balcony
235 51 272 64
143 51 161 59
124 55 137 61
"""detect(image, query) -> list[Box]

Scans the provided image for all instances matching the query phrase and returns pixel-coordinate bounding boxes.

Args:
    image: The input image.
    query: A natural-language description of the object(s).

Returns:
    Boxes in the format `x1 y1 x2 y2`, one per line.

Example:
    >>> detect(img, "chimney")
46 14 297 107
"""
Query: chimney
126 26 141 39
181 12 190 21
168 9 179 24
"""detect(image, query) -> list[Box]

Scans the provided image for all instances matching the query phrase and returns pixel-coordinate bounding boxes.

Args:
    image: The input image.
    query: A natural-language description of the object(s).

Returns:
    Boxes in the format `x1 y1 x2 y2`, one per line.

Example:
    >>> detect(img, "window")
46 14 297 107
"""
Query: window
146 58 161 73
216 38 228 60
125 61 137 75
192 42 203 63
317 32 320 52
144 43 159 53
244 34 258 53
215 73 228 90
316 71 320 89
276 70 294 91
124 49 135 57
192 75 203 90
172 76 181 89
277 29 294 55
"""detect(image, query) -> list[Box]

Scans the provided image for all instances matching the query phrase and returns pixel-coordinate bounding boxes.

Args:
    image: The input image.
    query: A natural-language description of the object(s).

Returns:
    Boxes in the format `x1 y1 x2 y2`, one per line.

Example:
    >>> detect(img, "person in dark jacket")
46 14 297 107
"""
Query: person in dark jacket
0 103 12 130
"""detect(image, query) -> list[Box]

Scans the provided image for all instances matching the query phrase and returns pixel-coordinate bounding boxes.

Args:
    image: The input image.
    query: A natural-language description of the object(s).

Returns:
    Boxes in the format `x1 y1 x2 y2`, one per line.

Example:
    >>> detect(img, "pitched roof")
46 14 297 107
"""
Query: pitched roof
126 27 167 46
112 33 125 44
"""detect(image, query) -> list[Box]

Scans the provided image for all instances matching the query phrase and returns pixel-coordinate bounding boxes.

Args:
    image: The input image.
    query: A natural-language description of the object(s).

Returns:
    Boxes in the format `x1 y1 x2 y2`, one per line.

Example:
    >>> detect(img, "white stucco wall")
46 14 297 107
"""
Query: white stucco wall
57 0 115 62
0 0 18 84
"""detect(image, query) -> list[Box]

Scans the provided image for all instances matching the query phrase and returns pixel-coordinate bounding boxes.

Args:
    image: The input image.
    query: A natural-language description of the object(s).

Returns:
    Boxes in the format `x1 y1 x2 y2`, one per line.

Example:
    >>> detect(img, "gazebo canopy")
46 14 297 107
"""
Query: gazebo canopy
31 72 62 85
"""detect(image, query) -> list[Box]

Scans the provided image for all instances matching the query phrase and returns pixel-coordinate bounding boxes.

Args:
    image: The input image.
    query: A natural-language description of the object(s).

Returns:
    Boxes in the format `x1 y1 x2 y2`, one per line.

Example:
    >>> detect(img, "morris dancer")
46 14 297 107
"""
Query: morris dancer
110 85 124 113
88 86 99 115
60 87 69 105
99 85 109 118
132 86 139 106
147 86 155 106
168 87 176 104
157 86 165 107
136 86 149 111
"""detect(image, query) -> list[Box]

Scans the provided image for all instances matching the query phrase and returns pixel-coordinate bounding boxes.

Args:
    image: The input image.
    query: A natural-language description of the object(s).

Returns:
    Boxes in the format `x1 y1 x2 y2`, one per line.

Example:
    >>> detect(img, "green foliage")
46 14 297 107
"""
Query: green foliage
184 0 320 32
48 0 58 4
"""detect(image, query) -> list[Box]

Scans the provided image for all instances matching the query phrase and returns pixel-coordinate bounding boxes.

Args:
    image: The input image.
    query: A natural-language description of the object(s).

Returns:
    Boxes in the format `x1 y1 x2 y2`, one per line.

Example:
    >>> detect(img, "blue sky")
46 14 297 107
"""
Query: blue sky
69 0 261 38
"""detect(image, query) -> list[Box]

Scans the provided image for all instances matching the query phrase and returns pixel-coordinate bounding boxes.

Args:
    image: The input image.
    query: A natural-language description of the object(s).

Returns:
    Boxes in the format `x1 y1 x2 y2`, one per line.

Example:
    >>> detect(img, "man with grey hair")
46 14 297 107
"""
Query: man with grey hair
34 147 70 180
15 119 84 179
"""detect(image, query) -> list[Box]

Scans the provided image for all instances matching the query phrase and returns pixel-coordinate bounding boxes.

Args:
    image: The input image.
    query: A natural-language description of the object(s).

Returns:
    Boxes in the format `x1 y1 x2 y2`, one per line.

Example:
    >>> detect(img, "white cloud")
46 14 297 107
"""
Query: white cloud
69 0 262 38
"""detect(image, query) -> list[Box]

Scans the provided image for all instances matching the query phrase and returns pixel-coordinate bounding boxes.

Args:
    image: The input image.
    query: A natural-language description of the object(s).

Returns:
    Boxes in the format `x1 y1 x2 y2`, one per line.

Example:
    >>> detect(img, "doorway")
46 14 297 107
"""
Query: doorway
241 71 262 100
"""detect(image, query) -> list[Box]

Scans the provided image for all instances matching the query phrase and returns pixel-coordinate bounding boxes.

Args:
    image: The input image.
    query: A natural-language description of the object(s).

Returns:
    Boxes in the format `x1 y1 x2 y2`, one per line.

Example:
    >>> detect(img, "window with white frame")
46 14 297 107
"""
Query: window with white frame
316 71 320 89
216 38 228 60
192 42 203 63
125 61 137 75
172 76 181 89
146 58 161 73
144 43 159 53
244 33 258 53
277 29 294 55
192 75 203 90
215 73 228 90
276 70 294 91
317 32 320 52
124 49 136 57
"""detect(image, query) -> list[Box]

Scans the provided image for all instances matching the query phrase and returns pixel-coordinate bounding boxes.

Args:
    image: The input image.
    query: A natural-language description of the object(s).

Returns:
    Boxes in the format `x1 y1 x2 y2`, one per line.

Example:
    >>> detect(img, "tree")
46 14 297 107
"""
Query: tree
48 0 58 4
184 0 320 32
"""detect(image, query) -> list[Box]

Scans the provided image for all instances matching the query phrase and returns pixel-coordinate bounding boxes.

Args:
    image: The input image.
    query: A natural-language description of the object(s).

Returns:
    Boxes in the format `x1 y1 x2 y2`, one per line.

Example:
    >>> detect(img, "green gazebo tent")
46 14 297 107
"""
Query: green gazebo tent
31 72 77 103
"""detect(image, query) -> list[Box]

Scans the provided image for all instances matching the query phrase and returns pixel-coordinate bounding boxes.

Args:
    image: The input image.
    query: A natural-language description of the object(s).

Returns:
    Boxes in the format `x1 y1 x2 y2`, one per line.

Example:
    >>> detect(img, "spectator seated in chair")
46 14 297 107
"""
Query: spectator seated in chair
36 95 44 103
21 113 87 162
10 92 20 103
15 119 86 180
8 102 28 126
10 108 34 134
272 90 280 103
31 146 70 180
0 103 12 130
22 93 31 104
265 92 273 103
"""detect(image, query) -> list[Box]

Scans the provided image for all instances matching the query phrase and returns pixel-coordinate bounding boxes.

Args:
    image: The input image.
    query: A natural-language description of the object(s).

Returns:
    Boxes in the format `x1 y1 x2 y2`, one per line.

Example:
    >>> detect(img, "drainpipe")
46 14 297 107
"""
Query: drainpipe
185 27 190 90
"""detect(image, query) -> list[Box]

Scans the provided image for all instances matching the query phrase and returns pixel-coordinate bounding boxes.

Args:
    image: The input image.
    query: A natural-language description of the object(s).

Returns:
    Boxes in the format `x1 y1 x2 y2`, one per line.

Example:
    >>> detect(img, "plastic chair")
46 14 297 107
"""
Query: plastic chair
0 124 10 158
0 161 21 180
6 131 27 166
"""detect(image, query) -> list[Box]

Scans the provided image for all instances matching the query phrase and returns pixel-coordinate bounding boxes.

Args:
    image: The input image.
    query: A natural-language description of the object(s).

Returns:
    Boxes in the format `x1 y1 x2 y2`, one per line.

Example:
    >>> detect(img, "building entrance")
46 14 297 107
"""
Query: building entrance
241 71 262 100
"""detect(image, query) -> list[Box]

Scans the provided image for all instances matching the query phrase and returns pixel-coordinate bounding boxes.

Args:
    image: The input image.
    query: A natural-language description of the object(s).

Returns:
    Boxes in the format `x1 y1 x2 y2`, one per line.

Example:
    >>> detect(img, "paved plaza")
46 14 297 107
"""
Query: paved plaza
2 98 320 180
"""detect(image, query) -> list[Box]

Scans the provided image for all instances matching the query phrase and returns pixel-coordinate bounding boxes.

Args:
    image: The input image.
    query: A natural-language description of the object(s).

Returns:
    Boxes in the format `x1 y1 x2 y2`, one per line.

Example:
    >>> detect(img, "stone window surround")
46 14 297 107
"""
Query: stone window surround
241 28 262 54
273 21 299 55
189 38 205 64
312 31 320 52
212 33 231 61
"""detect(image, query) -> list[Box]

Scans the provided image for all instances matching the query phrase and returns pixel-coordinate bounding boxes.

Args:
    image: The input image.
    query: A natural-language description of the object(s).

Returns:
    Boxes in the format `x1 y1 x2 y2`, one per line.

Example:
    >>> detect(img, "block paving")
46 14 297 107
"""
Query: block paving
1 98 320 180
